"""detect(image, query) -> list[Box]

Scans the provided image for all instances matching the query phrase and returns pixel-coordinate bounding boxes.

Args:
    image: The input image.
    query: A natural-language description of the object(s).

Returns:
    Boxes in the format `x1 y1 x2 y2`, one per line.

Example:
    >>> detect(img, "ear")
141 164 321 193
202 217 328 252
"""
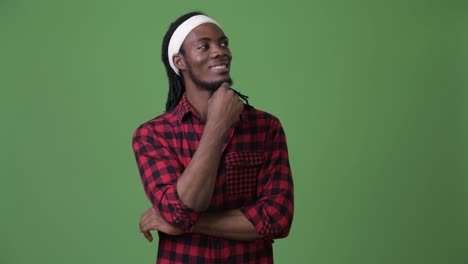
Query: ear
173 54 187 72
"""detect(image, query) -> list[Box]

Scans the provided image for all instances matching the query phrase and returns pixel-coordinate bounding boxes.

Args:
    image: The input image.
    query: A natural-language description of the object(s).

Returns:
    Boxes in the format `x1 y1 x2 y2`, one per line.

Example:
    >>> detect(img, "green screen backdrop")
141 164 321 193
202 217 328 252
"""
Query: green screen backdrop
1 0 467 263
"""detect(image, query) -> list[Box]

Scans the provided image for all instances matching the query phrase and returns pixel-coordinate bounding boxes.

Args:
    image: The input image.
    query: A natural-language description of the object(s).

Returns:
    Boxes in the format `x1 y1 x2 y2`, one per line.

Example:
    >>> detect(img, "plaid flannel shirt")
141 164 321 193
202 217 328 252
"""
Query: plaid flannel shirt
133 94 294 263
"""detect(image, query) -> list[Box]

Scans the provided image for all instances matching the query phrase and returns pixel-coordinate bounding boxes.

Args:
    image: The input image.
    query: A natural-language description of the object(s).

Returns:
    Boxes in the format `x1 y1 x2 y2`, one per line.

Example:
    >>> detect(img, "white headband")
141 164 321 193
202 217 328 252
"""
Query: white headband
168 15 221 75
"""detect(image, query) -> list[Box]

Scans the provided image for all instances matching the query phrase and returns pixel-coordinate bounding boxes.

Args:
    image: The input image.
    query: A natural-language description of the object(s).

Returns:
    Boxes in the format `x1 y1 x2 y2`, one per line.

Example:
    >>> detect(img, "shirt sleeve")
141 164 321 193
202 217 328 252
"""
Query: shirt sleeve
240 117 294 240
132 125 199 232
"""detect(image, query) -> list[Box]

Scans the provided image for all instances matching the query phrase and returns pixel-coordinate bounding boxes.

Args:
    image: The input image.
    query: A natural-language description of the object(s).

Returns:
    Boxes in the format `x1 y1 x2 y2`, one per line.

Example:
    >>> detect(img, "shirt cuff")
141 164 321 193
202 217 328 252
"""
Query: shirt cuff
240 204 270 239
170 189 200 232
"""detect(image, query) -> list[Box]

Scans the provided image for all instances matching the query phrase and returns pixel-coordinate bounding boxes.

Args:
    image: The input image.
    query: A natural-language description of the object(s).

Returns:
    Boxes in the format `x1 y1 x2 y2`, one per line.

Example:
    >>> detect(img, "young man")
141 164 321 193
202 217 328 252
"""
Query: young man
132 11 294 263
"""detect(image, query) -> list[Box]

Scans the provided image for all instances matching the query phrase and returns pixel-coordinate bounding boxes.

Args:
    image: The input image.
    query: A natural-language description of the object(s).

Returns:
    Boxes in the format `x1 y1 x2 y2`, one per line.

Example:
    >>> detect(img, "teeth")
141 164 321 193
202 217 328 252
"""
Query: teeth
211 65 226 70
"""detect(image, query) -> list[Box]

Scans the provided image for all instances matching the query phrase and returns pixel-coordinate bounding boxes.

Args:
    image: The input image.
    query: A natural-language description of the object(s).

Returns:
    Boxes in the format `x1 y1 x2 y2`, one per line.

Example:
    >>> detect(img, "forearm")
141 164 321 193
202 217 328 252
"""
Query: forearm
134 123 228 230
193 209 258 241
176 124 228 212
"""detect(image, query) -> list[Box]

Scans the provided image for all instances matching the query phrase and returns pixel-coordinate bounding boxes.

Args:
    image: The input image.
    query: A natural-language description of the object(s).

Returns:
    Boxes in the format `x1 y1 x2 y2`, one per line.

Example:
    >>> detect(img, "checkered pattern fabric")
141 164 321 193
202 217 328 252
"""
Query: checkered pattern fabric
133 94 294 263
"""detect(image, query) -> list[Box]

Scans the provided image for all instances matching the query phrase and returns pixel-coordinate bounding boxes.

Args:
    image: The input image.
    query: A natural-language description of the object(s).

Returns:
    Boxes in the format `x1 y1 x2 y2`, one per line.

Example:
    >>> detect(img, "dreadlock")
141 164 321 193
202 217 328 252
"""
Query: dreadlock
161 12 250 112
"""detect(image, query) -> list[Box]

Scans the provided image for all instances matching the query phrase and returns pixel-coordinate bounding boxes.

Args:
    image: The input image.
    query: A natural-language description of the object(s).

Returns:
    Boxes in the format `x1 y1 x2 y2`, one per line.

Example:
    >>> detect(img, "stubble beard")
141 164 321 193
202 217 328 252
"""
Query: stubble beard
186 63 233 92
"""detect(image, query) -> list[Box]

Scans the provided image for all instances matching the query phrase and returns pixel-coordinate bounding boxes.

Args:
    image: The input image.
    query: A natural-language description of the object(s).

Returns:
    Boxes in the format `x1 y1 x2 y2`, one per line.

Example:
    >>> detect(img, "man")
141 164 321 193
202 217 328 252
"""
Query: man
132 11 294 263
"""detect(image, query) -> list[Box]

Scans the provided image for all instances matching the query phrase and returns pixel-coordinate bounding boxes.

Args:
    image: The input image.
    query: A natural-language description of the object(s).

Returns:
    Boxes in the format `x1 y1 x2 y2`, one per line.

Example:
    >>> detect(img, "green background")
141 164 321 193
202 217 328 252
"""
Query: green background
1 0 467 263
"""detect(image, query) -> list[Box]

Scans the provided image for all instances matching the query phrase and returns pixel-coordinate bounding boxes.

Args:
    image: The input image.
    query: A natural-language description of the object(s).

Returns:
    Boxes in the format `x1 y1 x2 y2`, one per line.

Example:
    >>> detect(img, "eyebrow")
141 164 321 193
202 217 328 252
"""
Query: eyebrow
196 35 229 42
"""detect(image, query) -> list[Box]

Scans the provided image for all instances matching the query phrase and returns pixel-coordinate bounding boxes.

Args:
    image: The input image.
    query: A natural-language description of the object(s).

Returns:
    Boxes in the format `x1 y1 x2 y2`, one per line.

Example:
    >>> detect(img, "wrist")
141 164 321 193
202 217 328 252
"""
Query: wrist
192 213 213 234
203 122 229 140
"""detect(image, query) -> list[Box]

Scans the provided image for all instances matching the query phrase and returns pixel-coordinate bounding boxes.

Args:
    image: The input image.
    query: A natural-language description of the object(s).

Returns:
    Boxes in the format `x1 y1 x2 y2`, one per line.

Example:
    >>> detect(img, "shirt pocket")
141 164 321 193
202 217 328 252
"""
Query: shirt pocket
224 151 264 198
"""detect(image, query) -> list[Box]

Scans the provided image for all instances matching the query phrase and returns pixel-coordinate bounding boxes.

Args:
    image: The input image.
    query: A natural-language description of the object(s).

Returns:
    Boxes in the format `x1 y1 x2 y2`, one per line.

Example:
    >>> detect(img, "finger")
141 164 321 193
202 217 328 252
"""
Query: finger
142 207 153 218
140 212 149 225
218 82 230 92
140 214 149 232
139 218 146 232
140 208 155 228
226 87 235 96
141 207 150 217
140 217 152 232
140 213 155 232
142 216 161 233
139 216 145 232
143 231 153 242
141 223 149 233
140 211 150 228
221 81 230 88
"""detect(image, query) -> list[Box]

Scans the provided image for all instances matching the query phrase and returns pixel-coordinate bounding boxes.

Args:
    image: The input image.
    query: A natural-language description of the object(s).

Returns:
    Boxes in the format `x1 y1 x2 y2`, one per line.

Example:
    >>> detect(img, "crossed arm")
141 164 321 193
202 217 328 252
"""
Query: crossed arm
139 208 258 242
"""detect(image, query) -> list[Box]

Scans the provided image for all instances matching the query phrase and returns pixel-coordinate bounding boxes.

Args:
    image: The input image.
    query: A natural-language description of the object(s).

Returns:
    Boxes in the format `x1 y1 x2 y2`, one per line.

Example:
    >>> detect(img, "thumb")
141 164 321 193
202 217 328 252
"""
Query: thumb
143 231 153 242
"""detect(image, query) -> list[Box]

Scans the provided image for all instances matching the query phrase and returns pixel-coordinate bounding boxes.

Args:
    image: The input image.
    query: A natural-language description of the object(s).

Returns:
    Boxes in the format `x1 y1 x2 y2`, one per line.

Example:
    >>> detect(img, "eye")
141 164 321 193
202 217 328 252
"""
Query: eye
198 44 209 50
221 40 229 47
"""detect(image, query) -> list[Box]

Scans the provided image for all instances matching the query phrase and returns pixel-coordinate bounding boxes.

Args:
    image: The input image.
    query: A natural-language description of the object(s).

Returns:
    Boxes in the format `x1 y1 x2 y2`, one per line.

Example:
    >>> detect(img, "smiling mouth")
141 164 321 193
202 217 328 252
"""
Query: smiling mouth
209 63 230 73
210 65 228 70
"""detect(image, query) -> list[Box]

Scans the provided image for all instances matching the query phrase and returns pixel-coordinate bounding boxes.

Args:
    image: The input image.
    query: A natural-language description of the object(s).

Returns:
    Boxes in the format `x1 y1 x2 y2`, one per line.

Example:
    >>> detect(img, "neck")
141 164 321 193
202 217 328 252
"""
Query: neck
184 80 214 122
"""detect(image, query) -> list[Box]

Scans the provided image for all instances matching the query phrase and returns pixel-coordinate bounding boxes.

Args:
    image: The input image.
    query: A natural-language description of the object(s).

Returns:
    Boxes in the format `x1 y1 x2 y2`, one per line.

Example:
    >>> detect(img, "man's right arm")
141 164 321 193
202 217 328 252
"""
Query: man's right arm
174 121 226 212
133 85 243 232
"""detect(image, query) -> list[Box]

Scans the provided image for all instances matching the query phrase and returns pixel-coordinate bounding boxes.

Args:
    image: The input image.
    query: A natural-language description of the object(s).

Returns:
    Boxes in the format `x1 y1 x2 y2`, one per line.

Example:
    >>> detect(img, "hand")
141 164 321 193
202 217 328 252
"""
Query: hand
206 82 244 133
139 207 185 242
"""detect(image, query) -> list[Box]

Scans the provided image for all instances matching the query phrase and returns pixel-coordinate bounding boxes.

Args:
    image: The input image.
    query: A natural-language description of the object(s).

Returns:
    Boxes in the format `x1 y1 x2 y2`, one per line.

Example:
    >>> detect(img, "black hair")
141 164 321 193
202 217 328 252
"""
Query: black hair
161 11 249 112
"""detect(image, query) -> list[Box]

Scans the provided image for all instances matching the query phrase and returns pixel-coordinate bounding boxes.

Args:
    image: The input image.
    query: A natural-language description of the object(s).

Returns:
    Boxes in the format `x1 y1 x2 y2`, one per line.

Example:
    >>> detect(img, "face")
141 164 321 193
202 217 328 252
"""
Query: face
176 23 233 91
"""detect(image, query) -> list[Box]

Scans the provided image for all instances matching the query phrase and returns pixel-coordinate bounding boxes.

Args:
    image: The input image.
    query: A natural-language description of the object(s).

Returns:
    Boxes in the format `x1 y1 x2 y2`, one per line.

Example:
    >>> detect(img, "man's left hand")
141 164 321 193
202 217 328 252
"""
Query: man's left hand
139 207 185 242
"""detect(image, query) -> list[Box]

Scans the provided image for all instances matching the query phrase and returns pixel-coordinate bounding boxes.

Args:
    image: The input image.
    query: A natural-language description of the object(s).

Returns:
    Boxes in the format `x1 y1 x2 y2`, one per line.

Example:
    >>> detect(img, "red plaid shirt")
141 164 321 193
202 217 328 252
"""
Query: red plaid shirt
132 94 294 263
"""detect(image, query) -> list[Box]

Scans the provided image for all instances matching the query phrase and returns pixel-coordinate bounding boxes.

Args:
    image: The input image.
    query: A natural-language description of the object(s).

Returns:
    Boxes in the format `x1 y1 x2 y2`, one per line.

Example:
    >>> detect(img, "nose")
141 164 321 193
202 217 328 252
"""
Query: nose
210 44 230 59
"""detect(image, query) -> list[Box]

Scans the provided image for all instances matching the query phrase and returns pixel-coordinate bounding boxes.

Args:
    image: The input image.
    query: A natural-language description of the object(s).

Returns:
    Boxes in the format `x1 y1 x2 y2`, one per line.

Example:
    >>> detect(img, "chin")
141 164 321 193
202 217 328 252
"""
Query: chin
187 68 233 91
209 73 231 83
198 77 233 92
217 77 232 85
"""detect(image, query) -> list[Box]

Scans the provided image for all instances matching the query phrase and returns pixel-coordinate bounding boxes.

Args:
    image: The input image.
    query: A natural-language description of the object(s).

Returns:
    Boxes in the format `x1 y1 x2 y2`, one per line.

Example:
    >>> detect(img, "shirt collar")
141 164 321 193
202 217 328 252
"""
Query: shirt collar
174 93 197 123
174 93 250 124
